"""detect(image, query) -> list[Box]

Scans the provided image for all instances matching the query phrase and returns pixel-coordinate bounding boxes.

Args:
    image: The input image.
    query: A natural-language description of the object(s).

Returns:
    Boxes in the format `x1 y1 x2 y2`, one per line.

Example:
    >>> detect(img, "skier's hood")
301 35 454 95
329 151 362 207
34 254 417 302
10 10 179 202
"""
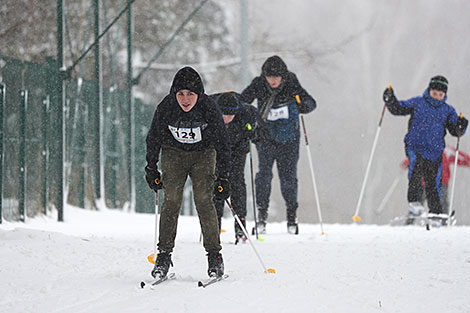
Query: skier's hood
262 55 288 78
170 66 204 96
423 88 447 108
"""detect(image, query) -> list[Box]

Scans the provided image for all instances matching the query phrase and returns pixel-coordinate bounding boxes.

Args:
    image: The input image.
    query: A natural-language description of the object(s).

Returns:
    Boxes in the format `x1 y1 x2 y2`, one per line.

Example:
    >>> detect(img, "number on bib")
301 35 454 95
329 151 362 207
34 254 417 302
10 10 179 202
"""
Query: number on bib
267 106 289 121
168 125 202 144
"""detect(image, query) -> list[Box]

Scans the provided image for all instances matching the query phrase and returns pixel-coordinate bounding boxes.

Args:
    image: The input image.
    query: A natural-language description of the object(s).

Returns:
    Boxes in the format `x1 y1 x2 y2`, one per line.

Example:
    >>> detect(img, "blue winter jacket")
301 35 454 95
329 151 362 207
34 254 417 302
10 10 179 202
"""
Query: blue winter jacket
386 89 465 161
240 72 316 144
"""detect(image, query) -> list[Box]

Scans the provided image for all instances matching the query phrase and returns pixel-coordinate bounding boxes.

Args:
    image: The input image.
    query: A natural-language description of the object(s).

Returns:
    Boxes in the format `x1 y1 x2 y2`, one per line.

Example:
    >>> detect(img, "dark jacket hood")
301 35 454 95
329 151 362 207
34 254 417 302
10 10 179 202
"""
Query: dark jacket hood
170 66 205 96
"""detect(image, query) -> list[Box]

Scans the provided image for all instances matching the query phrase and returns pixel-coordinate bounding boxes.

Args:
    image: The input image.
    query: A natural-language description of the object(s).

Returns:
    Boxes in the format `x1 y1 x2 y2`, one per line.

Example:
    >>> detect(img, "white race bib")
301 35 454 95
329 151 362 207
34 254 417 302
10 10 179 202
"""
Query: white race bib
267 106 289 121
168 125 202 144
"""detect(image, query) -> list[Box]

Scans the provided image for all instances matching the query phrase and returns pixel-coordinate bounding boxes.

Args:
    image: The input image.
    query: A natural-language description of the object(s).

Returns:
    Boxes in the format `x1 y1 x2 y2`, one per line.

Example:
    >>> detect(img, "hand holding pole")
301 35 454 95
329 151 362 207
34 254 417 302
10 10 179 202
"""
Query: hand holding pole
352 84 390 222
296 95 325 235
448 113 463 226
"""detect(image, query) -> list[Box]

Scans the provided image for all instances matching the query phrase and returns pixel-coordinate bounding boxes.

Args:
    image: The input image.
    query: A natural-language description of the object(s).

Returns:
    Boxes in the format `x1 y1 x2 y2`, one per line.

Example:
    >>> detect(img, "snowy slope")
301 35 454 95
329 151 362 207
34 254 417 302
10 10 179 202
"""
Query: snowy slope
1 206 470 313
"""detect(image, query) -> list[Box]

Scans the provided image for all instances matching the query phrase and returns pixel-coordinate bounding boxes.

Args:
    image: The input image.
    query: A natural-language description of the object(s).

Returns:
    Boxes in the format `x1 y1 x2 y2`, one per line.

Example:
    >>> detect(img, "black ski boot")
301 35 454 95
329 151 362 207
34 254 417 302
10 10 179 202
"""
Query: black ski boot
287 212 299 235
234 217 247 244
207 252 224 278
151 252 173 278
256 208 268 234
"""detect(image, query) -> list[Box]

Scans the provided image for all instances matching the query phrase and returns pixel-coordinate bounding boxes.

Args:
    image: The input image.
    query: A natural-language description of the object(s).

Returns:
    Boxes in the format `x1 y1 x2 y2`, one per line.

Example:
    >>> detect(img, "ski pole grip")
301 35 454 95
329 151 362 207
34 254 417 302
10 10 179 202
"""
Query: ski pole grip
295 95 301 104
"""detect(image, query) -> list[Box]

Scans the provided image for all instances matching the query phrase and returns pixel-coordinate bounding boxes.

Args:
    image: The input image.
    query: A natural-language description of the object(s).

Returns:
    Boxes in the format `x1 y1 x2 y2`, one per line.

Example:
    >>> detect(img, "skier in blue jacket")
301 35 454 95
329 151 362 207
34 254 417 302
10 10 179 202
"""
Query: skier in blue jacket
383 76 468 225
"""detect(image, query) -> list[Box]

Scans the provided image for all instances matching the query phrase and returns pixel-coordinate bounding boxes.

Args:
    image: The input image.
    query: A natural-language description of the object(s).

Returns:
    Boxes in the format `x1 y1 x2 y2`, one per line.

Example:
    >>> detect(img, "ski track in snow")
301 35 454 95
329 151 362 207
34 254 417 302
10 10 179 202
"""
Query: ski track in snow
1 207 470 313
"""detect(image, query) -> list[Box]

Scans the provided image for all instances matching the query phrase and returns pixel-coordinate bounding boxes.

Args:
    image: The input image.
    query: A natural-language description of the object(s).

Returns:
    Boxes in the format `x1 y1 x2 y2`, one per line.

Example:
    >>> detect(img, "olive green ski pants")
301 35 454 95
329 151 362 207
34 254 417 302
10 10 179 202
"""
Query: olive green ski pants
158 145 221 253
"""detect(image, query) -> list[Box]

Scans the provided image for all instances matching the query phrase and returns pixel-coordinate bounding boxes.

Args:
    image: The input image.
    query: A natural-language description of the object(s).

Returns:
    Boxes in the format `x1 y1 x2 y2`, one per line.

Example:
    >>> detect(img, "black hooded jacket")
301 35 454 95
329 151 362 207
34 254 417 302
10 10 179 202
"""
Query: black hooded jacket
240 71 316 117
146 67 231 178
211 92 257 157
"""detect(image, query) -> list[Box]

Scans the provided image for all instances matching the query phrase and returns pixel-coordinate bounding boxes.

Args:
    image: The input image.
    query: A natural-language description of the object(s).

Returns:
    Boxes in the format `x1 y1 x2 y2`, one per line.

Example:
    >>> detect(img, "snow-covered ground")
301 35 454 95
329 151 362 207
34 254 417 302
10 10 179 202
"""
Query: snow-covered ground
1 205 470 313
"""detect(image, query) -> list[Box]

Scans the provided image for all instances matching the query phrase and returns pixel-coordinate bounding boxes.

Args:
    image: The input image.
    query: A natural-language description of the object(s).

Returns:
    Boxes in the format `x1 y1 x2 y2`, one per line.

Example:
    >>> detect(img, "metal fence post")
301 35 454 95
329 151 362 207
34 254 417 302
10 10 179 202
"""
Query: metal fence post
42 96 50 214
18 89 28 222
93 0 104 203
127 0 136 212
0 83 4 223
56 0 65 221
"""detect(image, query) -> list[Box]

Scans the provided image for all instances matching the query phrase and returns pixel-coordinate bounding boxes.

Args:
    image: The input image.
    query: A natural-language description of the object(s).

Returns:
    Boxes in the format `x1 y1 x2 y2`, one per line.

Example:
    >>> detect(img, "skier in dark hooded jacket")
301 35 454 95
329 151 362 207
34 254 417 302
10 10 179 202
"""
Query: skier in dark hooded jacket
240 55 317 234
383 75 468 226
145 66 231 279
211 91 257 243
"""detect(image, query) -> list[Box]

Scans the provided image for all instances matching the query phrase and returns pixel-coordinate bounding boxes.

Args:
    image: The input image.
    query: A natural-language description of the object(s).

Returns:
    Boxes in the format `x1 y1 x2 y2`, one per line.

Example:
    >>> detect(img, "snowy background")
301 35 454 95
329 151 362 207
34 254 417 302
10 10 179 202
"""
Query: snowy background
1 205 470 313
2 1 470 312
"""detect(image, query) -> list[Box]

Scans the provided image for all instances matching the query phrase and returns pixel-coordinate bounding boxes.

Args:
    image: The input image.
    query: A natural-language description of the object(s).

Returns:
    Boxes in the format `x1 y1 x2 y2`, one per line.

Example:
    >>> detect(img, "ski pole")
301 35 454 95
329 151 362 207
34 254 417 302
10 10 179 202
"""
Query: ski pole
375 177 400 215
225 199 275 274
448 114 463 226
296 95 325 235
352 84 390 222
148 189 160 264
246 123 260 239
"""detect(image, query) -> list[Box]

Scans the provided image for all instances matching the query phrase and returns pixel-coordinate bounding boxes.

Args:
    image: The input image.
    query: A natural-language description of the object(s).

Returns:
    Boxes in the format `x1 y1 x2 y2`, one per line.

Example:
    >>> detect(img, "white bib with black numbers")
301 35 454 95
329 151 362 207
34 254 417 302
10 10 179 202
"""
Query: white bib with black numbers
168 125 202 144
267 106 289 121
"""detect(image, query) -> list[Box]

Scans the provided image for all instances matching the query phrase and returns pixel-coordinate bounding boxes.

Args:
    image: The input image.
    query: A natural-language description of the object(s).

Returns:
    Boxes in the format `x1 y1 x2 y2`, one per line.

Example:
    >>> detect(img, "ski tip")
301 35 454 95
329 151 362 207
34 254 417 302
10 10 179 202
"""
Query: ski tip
352 216 361 222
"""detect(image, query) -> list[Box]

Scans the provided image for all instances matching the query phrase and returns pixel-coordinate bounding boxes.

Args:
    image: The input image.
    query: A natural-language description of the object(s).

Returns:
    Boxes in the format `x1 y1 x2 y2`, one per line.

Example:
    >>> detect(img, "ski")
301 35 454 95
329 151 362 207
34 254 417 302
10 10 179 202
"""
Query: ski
390 214 427 226
426 211 456 230
197 274 229 288
390 210 457 227
140 272 176 289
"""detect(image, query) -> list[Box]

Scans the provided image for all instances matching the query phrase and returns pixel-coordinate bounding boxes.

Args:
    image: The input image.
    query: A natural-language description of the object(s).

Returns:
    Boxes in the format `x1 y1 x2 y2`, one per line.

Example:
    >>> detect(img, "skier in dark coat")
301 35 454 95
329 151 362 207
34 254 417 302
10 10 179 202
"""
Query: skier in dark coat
145 66 231 278
383 75 468 226
211 91 257 243
240 55 317 234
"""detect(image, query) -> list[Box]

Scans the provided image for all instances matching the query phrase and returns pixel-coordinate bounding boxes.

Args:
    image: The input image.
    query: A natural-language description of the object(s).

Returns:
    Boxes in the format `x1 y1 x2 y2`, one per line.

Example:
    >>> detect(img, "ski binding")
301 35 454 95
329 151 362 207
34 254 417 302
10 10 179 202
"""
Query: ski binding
197 274 229 288
140 272 176 289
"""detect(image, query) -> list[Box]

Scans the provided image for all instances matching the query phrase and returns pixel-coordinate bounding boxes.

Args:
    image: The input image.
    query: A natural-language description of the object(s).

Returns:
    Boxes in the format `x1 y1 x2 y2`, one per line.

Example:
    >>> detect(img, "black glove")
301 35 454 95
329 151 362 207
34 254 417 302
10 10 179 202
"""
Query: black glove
213 177 231 200
456 116 468 136
383 87 395 104
252 126 269 143
244 123 255 140
145 165 163 191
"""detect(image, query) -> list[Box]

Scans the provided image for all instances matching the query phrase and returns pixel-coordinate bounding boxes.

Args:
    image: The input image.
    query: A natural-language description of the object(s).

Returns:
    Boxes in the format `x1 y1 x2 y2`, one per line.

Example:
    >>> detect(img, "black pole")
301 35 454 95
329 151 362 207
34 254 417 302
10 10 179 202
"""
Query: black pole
42 96 50 215
0 83 4 223
249 140 258 239
93 0 103 202
127 0 135 211
18 90 27 222
56 0 65 221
